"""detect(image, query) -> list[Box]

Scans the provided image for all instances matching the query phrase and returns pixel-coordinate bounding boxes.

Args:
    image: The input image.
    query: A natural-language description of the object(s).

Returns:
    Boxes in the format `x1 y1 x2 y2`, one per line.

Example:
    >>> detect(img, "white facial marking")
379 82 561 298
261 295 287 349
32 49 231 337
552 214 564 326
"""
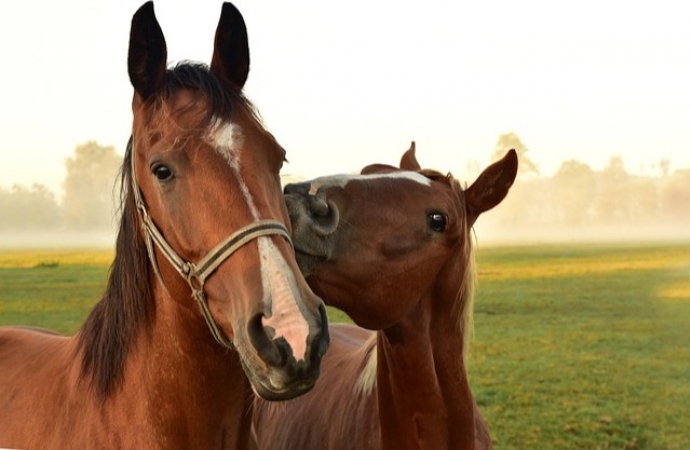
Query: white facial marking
207 118 259 218
209 118 244 159
208 117 310 361
259 238 310 362
309 171 432 192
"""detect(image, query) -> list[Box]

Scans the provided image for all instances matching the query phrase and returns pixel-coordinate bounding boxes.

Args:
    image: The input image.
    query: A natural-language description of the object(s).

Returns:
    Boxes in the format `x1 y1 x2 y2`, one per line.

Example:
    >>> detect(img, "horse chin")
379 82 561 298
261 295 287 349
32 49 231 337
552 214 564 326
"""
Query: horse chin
240 358 319 401
233 331 321 401
250 374 318 401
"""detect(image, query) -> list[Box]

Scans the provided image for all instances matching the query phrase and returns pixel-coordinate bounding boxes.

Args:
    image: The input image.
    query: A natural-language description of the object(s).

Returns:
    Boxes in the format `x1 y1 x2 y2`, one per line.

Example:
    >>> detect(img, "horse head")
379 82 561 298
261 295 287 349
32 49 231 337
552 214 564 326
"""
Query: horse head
126 2 328 400
284 143 517 329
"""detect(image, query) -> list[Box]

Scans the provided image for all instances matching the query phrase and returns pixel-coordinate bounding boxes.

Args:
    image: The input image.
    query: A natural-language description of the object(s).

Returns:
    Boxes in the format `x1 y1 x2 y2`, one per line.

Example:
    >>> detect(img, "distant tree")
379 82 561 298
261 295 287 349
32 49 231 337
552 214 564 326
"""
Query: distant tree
627 176 660 222
62 141 122 230
488 177 554 226
490 132 539 175
593 156 631 223
552 160 595 225
658 159 671 178
0 184 60 230
464 159 481 183
0 188 8 228
660 168 690 221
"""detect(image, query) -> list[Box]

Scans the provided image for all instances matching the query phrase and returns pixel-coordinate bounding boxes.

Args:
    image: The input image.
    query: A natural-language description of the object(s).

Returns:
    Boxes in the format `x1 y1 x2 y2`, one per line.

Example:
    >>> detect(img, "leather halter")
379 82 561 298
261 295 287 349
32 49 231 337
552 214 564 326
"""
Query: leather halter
129 145 293 349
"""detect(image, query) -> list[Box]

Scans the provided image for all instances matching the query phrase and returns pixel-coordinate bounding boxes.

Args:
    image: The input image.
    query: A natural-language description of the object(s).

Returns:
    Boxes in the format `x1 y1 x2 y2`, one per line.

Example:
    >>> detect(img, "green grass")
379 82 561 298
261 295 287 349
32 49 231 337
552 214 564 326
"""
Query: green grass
0 249 113 333
470 243 690 450
0 243 688 449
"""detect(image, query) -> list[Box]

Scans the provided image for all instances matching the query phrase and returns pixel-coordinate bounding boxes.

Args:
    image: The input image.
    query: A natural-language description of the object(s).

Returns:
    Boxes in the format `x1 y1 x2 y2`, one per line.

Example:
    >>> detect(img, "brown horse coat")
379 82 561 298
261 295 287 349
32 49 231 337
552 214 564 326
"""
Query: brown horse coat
253 145 518 449
0 3 328 448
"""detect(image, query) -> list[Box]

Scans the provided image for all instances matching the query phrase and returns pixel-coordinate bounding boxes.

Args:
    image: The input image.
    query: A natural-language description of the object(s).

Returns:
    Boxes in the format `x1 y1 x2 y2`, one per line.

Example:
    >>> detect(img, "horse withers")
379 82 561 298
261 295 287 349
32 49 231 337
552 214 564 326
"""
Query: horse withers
253 144 518 449
0 3 328 449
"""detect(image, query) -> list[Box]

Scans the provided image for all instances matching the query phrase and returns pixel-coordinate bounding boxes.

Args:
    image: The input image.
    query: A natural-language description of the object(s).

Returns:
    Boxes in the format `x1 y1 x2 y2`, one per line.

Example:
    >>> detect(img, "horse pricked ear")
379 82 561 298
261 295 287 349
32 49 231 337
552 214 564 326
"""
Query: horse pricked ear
128 1 167 101
465 149 518 225
399 141 421 170
210 3 250 89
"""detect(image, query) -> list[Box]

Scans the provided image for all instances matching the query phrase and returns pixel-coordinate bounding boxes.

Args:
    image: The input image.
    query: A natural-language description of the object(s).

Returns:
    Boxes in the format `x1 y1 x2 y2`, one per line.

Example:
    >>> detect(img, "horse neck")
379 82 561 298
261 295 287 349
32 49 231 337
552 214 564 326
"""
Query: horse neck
124 275 254 447
376 266 475 450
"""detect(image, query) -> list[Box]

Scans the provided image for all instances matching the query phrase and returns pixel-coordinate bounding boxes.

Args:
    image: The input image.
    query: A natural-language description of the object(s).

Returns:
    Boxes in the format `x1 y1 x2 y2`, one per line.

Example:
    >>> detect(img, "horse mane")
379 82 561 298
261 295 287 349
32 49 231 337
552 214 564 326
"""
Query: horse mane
449 175 477 361
354 333 378 395
76 62 255 398
76 142 153 398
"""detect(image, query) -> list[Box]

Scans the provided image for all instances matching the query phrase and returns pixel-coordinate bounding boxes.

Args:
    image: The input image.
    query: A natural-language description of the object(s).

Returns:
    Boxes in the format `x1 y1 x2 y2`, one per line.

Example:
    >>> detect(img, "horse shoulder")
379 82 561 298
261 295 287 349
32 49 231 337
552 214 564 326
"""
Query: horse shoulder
0 327 82 446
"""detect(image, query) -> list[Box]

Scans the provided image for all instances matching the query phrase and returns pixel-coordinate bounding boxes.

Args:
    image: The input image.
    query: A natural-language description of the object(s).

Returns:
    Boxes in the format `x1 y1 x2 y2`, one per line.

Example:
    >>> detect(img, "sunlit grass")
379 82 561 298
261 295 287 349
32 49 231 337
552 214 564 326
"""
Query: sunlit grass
0 243 688 448
470 242 690 450
476 243 690 281
0 248 114 268
657 281 690 302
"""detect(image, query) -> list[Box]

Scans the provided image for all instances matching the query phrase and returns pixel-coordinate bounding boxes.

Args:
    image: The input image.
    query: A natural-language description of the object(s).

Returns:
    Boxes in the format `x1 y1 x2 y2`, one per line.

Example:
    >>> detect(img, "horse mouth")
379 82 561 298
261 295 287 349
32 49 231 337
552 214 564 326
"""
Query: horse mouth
247 366 319 401
236 325 324 401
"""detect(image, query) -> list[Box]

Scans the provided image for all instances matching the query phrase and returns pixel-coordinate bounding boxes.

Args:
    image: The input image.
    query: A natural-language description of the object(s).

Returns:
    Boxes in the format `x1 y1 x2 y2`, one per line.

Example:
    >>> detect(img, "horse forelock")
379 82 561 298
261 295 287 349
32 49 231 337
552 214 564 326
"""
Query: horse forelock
76 142 154 398
160 62 260 127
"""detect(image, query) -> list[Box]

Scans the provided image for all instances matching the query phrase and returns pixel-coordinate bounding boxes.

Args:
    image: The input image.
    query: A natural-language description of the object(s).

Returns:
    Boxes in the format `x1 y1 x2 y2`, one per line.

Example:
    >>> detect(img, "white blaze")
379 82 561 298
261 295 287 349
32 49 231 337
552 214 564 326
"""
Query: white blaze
258 238 309 361
208 118 310 361
208 119 258 217
308 171 432 194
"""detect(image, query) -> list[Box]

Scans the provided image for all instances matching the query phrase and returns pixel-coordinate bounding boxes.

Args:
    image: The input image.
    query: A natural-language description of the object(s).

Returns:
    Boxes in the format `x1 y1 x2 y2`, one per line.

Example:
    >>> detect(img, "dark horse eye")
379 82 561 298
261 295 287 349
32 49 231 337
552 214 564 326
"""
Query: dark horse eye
428 213 447 232
152 164 174 182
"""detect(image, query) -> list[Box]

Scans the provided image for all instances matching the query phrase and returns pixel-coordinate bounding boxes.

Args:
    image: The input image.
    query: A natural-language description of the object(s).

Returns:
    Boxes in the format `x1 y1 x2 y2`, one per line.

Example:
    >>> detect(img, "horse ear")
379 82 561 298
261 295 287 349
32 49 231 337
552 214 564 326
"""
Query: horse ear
128 1 167 101
210 2 250 88
399 141 421 170
465 149 518 225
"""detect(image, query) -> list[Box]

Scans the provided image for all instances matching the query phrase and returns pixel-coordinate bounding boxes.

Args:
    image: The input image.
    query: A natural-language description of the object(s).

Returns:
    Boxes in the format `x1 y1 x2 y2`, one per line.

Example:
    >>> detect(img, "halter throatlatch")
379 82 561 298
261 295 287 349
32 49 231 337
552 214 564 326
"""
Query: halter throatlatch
130 147 293 349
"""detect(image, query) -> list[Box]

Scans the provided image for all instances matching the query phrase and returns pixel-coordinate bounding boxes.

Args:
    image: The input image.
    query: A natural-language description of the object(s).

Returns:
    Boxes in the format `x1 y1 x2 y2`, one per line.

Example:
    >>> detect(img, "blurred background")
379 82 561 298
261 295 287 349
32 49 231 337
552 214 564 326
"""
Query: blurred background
0 0 688 245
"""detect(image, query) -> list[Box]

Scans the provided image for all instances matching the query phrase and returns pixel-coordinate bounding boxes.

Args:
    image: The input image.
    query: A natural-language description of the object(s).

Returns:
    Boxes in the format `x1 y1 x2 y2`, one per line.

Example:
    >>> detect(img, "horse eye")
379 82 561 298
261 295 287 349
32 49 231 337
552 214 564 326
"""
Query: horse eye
152 164 174 182
428 213 447 232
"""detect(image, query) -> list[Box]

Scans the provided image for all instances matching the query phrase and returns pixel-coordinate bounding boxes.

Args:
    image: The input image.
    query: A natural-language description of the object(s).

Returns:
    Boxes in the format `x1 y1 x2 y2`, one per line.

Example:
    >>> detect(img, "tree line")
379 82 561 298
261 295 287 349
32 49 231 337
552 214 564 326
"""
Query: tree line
0 136 688 233
483 133 690 229
0 141 121 231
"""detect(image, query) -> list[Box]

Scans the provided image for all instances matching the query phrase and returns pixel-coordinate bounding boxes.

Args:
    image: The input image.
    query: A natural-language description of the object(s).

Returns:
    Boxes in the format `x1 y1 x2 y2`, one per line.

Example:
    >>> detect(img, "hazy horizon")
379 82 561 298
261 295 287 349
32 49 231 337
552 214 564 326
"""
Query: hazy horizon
1 222 689 249
1 0 689 197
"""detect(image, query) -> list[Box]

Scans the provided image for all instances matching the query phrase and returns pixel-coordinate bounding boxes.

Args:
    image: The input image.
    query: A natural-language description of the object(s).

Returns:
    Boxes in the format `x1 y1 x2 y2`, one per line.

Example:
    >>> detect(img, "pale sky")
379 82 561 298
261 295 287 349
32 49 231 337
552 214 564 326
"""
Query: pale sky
1 0 688 196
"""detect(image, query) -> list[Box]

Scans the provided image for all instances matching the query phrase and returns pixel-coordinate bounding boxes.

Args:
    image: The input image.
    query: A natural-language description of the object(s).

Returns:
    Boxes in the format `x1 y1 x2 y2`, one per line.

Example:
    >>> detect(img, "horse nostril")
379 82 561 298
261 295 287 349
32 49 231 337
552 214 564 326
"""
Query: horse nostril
308 198 340 236
310 198 330 217
312 304 330 361
247 313 284 367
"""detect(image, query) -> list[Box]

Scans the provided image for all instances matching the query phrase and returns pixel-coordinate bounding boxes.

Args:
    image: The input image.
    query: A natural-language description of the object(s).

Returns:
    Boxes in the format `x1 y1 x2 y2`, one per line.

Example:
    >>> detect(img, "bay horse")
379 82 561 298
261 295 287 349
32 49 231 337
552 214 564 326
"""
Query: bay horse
253 144 518 449
0 2 328 449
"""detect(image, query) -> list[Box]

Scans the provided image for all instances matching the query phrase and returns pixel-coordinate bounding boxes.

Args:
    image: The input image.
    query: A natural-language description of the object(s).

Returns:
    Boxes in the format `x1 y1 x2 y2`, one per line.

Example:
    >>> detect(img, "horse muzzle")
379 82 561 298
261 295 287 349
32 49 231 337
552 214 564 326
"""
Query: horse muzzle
242 303 329 401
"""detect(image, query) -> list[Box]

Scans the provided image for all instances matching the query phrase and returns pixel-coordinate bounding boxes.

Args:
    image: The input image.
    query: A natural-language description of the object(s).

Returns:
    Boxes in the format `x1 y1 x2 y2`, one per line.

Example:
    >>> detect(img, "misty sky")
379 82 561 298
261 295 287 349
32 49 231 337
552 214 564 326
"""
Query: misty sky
0 0 688 196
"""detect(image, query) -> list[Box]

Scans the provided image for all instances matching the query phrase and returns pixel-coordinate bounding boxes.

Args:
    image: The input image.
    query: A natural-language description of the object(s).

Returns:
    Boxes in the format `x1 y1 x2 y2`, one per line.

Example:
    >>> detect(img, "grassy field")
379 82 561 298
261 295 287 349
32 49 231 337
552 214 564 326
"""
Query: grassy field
470 243 690 450
0 243 688 449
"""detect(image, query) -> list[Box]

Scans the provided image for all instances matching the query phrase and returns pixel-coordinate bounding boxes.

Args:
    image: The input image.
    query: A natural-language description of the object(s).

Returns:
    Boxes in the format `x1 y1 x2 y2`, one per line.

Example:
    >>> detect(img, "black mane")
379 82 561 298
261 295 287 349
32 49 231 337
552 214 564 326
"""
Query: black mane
76 140 152 398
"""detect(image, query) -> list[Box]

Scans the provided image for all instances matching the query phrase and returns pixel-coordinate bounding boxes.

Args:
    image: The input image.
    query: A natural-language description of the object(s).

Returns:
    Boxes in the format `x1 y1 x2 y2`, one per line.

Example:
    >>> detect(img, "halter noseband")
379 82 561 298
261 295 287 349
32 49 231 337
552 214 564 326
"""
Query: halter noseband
129 144 293 349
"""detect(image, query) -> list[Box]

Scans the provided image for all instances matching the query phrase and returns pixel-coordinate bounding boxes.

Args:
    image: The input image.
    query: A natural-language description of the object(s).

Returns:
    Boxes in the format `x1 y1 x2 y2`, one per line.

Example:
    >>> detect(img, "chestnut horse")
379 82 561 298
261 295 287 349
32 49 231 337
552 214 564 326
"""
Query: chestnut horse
0 3 328 449
253 144 518 450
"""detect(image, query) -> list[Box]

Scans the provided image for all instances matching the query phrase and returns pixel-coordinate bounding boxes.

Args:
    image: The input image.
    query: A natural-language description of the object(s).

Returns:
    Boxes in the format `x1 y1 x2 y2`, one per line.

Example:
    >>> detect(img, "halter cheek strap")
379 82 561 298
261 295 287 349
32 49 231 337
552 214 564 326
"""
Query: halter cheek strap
130 147 293 349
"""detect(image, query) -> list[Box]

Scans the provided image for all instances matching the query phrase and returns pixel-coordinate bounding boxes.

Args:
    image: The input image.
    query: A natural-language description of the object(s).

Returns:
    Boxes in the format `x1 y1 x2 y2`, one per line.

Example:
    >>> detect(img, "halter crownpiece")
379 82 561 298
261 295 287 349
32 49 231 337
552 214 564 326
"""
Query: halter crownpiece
129 142 293 349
